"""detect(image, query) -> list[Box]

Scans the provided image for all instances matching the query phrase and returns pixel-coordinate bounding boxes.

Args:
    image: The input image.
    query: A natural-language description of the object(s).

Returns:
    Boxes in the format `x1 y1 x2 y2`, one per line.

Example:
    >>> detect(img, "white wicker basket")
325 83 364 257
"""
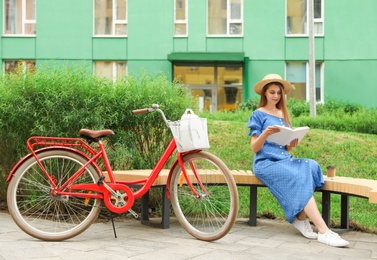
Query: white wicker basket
169 109 210 153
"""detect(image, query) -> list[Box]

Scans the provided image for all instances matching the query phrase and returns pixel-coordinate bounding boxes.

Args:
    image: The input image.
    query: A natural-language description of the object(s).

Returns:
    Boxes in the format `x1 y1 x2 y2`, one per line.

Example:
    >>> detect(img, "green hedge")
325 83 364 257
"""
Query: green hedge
290 99 377 134
0 64 193 201
234 97 377 135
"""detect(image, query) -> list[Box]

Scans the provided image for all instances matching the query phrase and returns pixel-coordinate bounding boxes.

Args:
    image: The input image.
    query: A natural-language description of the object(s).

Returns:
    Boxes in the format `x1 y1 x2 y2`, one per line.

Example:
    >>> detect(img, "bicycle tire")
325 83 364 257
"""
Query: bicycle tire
7 149 101 241
169 151 239 241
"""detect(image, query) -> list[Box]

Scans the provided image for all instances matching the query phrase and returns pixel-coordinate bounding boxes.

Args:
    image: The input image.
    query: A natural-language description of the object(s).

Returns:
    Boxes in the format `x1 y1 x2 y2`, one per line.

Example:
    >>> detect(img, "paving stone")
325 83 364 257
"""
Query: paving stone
1 212 376 260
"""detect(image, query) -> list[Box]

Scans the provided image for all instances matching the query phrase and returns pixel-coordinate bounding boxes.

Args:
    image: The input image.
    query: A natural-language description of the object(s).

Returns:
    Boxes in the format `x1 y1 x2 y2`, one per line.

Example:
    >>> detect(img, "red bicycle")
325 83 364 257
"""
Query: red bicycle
6 104 239 241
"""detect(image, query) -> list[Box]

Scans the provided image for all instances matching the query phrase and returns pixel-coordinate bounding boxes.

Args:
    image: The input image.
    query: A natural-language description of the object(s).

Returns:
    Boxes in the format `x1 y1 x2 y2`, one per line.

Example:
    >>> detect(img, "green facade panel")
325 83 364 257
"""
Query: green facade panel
244 0 286 60
128 0 173 60
1 38 36 59
92 38 128 60
172 38 189 52
36 0 92 60
187 0 207 51
206 38 244 53
1 0 377 107
128 60 172 78
325 0 377 59
325 60 377 107
285 37 324 61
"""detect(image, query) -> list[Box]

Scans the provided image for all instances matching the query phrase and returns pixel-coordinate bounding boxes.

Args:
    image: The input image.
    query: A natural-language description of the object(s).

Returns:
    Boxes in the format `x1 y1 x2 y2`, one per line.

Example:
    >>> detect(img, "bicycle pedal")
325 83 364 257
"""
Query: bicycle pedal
128 209 139 220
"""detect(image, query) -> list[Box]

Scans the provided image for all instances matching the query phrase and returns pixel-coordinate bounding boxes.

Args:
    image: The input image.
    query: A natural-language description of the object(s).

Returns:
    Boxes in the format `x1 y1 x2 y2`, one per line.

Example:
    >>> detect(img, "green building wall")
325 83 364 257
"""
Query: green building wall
1 0 376 107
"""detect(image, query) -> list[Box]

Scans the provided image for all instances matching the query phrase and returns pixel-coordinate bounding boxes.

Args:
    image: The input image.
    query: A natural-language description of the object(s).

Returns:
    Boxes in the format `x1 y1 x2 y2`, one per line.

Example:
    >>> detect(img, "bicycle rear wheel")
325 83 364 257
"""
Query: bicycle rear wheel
170 151 239 241
7 149 101 241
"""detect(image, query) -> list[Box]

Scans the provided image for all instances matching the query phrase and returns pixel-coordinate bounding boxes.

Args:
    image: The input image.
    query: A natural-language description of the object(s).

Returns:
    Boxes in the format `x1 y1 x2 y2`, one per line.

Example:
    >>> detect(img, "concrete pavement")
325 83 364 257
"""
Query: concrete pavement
1 211 376 259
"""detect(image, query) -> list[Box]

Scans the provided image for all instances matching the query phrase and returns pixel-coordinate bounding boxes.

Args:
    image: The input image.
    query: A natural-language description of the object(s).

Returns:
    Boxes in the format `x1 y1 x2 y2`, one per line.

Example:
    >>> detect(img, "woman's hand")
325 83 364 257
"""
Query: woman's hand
251 126 281 153
263 126 280 137
286 138 299 151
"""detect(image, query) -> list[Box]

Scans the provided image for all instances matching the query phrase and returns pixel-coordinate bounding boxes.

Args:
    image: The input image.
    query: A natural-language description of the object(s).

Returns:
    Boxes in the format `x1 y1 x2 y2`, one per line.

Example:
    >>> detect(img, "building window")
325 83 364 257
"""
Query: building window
286 61 323 102
4 60 36 73
313 0 323 35
94 61 127 80
94 0 127 36
286 0 323 36
173 63 243 112
4 0 36 35
207 0 243 36
174 0 187 36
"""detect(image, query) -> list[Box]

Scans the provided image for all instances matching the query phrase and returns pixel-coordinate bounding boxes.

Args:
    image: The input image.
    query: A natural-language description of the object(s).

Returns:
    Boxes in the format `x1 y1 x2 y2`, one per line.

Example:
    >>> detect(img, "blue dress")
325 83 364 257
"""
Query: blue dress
247 110 324 223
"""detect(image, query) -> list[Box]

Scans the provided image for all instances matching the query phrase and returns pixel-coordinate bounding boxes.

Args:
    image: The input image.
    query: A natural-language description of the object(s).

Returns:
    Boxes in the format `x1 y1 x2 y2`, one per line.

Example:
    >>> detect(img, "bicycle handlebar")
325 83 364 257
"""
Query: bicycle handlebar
132 104 170 126
132 104 160 115
132 108 149 114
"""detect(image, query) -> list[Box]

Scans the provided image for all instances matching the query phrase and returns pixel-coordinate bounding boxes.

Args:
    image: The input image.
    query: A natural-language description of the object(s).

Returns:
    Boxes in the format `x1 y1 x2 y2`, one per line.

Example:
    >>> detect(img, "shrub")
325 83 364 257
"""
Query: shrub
237 98 377 135
0 64 193 201
288 99 310 117
237 97 259 111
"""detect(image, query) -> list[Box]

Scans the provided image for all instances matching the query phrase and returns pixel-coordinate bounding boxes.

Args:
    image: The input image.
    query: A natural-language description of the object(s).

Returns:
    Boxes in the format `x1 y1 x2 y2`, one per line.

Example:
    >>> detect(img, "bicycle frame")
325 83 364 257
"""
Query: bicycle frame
7 134 207 214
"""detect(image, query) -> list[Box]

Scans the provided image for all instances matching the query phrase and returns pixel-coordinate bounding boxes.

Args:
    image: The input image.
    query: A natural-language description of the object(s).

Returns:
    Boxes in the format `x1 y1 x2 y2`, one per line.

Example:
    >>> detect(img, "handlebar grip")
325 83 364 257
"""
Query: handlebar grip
132 108 149 115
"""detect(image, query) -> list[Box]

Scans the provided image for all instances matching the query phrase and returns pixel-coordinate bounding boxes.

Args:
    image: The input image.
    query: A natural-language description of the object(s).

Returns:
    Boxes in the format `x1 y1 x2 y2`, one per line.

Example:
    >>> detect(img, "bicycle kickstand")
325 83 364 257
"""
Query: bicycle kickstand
97 176 118 238
110 212 117 239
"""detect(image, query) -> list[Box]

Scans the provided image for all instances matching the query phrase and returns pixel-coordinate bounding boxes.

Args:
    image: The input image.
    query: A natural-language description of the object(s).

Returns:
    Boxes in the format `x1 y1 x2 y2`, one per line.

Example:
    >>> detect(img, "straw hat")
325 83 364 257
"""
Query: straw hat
254 74 293 95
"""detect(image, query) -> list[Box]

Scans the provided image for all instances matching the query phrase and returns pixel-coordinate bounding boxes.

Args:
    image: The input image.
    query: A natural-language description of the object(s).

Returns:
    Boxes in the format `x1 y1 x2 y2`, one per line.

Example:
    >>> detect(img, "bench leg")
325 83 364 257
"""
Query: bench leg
322 191 331 226
141 186 170 229
249 186 258 226
141 190 150 222
322 191 350 230
340 195 349 229
161 187 171 228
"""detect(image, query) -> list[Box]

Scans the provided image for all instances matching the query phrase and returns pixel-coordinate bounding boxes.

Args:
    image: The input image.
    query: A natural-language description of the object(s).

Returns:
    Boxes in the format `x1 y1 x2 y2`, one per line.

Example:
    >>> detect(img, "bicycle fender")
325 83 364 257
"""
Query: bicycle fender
6 153 34 182
6 147 102 182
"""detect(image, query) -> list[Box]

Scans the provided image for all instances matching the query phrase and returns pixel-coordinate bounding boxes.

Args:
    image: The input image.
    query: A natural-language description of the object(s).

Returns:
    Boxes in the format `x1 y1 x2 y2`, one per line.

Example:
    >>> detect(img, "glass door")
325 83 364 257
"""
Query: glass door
173 63 243 112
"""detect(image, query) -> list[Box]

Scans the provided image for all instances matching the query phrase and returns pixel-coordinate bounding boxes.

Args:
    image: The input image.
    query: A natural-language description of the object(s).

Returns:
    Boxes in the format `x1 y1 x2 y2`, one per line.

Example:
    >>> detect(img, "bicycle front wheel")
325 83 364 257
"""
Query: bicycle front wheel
170 151 239 241
7 149 101 241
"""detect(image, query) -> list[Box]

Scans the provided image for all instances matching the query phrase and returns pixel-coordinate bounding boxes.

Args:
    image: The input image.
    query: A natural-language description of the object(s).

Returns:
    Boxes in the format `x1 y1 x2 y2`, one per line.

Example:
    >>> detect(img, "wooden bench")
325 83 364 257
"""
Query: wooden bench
107 170 377 230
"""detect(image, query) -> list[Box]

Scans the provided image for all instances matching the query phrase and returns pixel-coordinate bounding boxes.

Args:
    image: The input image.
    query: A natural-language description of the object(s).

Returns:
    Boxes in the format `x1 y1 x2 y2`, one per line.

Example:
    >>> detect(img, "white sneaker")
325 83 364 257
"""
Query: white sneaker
292 217 318 239
317 230 349 247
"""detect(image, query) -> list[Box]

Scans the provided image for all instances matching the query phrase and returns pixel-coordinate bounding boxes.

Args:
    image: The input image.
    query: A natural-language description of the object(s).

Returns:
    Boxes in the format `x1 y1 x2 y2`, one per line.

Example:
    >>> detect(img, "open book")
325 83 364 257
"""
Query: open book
267 125 310 146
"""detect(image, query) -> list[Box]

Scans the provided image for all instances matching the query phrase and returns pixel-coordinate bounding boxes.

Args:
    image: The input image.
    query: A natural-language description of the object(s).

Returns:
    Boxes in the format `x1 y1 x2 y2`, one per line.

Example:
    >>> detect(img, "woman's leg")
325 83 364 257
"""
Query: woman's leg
303 196 349 247
303 196 329 234
296 210 307 221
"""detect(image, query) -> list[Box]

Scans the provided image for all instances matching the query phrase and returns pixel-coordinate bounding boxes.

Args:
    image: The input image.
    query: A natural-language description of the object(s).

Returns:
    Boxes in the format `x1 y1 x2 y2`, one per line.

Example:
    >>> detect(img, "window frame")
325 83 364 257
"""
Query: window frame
285 0 324 37
207 0 244 37
313 0 324 36
93 0 128 37
93 60 128 81
285 61 324 103
3 59 36 74
4 0 36 36
174 0 188 37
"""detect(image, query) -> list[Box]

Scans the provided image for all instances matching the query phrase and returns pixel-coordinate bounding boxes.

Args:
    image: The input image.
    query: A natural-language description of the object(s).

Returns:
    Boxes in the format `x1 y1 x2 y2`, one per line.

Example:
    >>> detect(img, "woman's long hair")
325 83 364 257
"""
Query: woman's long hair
257 82 291 126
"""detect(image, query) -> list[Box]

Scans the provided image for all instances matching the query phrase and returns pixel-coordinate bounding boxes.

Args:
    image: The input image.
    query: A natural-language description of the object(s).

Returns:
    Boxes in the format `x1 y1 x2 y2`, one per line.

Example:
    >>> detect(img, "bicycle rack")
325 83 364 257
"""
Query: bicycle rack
27 136 98 156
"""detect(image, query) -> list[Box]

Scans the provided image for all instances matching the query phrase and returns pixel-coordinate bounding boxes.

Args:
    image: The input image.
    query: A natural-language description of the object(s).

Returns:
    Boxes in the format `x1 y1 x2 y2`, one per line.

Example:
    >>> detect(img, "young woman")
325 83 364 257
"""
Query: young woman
247 74 349 247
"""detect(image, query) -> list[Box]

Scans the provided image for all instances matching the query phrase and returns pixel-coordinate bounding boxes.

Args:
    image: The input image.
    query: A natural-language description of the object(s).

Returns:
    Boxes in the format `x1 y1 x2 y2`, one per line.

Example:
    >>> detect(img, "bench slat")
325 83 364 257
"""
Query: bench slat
322 176 377 203
105 170 377 203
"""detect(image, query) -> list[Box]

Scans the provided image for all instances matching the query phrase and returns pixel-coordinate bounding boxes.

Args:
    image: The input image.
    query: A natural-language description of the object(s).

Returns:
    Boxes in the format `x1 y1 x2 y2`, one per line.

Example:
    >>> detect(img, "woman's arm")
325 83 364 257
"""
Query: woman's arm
251 126 281 153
